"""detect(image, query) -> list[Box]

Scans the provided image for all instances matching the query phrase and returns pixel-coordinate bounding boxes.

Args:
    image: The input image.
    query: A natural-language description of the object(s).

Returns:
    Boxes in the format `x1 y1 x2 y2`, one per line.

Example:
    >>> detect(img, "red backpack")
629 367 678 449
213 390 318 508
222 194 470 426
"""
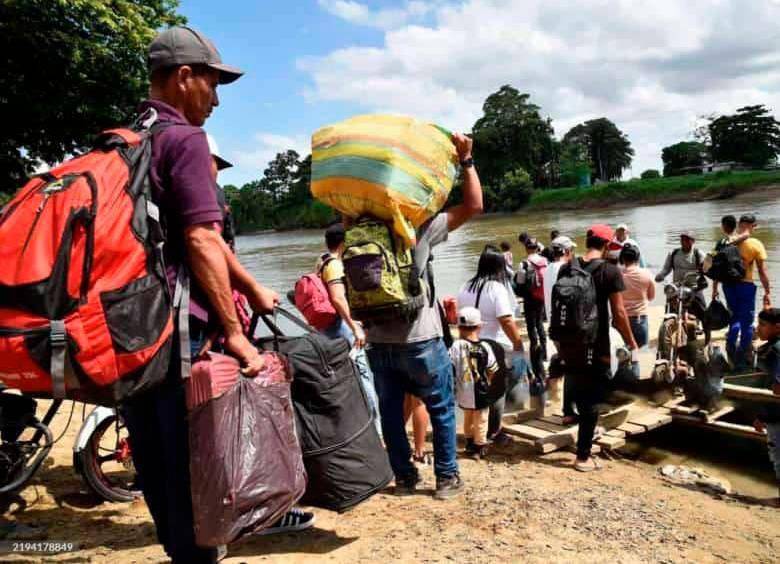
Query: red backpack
0 115 173 405
294 255 338 330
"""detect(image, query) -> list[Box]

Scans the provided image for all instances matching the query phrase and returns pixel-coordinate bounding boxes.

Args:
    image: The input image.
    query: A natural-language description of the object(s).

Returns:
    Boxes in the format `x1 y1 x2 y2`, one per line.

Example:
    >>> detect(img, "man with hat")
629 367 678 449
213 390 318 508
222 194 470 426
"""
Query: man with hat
554 224 637 471
655 231 704 285
120 27 309 564
606 223 645 266
719 214 772 368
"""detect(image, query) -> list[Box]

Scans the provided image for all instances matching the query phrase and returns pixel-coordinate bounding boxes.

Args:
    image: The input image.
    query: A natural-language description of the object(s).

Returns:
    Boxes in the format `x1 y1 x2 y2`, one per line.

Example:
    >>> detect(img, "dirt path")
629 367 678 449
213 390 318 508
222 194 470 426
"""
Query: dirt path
2 307 779 563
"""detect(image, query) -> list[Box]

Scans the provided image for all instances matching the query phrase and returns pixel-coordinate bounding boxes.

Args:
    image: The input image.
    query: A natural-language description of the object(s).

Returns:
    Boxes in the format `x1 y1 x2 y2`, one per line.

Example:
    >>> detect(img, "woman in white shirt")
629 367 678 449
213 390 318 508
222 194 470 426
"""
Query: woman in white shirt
457 245 525 443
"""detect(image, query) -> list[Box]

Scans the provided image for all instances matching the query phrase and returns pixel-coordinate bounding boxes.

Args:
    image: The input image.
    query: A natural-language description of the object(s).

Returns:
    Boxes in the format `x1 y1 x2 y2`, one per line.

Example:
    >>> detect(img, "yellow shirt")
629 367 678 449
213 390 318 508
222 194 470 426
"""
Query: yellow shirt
316 253 345 285
738 237 767 282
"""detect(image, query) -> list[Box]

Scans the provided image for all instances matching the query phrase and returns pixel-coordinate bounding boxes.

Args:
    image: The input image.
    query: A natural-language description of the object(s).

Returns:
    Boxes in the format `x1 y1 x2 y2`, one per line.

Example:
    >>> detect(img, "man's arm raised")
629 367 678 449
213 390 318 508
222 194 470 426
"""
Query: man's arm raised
445 133 483 232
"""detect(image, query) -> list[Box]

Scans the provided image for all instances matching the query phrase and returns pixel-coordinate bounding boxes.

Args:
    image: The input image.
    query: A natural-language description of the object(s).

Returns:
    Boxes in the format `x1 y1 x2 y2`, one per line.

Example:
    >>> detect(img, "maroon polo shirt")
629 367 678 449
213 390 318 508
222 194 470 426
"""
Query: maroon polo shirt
140 99 223 323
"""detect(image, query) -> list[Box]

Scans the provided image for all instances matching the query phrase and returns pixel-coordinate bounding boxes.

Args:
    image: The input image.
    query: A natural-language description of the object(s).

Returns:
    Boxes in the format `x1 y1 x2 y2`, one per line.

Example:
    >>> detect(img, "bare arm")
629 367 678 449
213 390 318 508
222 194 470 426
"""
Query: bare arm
446 133 483 232
647 275 656 302
327 281 365 347
654 253 672 283
184 225 264 373
757 258 771 308
498 315 524 351
610 292 638 350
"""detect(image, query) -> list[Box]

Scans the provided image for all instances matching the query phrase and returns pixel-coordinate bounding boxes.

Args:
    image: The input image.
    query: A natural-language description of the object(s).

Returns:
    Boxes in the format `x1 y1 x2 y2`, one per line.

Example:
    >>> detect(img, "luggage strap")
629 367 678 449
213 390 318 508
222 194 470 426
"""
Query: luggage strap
49 320 70 399
172 267 191 379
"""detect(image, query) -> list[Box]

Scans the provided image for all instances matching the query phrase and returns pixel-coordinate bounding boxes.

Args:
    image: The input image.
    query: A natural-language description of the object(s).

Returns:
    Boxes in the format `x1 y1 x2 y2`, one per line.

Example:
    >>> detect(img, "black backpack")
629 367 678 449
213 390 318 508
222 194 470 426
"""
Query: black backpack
512 260 536 298
467 339 509 410
549 258 601 348
705 244 745 284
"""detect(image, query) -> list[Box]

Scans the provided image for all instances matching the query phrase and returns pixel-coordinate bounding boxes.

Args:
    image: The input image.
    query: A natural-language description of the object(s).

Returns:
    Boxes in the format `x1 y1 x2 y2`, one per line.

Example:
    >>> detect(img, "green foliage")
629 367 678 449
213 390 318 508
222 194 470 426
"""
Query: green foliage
709 105 780 167
661 141 707 176
559 142 591 186
471 85 556 199
529 170 780 209
0 0 185 192
225 152 335 233
496 168 534 210
563 118 634 182
640 169 661 179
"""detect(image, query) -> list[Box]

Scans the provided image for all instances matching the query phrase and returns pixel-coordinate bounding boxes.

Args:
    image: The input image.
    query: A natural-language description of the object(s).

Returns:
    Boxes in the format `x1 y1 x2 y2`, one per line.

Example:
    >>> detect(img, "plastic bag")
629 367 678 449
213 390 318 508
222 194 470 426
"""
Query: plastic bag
703 298 732 331
311 114 458 246
188 352 306 547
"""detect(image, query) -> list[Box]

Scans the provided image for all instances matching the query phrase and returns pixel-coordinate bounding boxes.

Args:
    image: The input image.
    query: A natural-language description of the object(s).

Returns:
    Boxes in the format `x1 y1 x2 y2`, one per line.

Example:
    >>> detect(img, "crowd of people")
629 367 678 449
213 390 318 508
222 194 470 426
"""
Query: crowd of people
46 25 776 564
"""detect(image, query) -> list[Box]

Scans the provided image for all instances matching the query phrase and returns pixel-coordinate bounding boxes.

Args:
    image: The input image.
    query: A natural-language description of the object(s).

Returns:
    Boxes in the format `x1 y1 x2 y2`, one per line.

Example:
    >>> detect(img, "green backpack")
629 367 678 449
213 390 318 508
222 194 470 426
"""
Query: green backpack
342 219 428 325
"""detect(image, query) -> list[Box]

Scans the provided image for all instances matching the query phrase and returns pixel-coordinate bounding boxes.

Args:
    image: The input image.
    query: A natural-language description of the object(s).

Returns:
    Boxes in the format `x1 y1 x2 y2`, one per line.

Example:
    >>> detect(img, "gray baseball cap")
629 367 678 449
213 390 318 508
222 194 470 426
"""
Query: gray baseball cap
148 26 244 84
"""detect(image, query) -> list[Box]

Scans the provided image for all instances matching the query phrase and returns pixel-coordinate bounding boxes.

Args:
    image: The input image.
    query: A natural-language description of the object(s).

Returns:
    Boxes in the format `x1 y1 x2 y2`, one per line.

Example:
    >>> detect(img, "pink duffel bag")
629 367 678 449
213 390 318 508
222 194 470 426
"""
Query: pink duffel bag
187 351 307 547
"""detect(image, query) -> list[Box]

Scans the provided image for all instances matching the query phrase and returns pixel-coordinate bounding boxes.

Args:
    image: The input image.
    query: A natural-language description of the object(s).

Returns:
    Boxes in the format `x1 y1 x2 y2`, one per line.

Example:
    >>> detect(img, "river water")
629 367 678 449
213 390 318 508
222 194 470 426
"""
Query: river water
236 189 780 498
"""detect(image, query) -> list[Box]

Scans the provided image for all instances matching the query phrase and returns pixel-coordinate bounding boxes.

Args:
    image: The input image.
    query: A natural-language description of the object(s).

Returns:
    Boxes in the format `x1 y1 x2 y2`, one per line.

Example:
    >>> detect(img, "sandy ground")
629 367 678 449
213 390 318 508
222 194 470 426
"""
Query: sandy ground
1 307 779 563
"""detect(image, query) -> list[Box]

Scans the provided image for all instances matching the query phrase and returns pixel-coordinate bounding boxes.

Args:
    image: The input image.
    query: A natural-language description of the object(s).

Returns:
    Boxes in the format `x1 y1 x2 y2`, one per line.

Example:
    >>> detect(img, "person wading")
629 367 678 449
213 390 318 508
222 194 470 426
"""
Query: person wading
120 27 309 563
365 134 483 500
553 225 638 472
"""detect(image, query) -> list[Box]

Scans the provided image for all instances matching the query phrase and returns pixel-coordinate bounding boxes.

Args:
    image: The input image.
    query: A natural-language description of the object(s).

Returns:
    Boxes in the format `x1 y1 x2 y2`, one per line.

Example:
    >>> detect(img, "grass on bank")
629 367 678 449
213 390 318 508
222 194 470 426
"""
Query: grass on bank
528 170 780 209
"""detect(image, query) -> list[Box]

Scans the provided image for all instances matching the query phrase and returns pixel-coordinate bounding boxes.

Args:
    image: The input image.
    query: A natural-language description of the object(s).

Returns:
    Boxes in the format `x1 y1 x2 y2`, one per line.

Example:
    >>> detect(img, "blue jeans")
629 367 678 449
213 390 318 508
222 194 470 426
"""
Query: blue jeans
629 315 649 348
723 282 757 356
768 422 780 483
367 338 458 480
323 319 381 436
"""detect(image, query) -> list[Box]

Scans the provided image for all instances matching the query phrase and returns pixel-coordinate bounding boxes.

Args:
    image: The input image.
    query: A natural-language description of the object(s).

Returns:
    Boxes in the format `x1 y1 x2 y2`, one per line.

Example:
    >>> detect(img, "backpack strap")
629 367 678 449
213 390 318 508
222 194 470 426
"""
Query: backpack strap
172 267 191 380
49 320 71 399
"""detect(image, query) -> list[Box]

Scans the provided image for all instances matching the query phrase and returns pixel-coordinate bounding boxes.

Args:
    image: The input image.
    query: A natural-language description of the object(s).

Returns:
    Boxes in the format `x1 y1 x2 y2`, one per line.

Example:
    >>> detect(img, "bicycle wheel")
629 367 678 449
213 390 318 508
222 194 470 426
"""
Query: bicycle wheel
75 413 141 503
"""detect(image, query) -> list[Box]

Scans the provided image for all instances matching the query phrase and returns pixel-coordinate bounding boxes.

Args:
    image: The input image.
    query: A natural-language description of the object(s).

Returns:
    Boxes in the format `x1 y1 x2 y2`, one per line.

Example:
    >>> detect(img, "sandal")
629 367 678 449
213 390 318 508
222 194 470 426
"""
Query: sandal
574 457 602 472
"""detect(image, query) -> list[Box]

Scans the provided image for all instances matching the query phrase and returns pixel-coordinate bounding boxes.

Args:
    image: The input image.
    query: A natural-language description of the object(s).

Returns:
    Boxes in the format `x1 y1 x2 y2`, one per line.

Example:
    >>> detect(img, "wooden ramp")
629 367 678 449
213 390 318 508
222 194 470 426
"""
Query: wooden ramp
501 400 673 455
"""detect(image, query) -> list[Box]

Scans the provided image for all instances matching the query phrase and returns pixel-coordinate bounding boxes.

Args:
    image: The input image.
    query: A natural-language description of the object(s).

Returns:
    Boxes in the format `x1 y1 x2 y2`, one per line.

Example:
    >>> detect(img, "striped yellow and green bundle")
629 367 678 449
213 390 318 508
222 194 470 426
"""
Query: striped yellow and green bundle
311 114 458 246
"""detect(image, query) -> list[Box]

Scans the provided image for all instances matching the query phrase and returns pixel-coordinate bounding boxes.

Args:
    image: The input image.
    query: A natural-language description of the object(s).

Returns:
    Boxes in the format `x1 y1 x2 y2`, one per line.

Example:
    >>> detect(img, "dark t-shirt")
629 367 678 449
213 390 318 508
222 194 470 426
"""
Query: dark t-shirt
141 99 223 322
757 339 780 423
574 257 625 364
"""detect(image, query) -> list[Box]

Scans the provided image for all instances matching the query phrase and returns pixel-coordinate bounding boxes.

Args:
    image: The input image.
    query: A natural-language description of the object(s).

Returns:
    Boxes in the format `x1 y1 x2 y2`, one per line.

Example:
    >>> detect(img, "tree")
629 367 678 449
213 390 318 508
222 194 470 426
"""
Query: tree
0 1 185 191
260 150 300 203
563 118 634 182
559 142 591 187
640 169 661 179
471 85 556 192
708 105 780 167
497 168 534 210
661 141 707 176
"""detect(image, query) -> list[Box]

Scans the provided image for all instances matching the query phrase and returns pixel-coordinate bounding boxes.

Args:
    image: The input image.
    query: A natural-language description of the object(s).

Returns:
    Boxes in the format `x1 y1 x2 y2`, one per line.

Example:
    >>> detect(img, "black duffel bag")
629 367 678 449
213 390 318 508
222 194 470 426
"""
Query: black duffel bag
255 308 393 512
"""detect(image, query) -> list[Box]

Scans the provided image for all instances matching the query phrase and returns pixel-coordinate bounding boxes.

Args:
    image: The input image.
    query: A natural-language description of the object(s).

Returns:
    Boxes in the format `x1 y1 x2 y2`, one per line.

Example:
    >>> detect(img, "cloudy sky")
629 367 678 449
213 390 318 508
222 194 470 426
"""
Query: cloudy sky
183 0 780 186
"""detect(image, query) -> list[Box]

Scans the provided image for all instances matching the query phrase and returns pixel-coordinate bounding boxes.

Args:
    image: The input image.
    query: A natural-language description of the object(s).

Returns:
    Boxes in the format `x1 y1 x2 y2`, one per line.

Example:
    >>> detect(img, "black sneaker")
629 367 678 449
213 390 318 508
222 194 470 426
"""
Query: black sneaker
256 508 315 536
395 471 421 496
434 473 464 500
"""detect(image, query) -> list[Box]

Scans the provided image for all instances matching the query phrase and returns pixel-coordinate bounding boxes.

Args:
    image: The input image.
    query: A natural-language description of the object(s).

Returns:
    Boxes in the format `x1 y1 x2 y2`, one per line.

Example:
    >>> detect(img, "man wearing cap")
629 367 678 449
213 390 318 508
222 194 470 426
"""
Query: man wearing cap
555 224 638 471
120 27 307 564
655 231 704 285
206 134 237 249
719 214 772 368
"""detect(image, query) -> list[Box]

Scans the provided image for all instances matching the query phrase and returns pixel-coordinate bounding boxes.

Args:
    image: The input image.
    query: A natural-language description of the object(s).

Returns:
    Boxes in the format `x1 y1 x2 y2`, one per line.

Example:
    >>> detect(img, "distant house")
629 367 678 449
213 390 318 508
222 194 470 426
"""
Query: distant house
680 161 742 175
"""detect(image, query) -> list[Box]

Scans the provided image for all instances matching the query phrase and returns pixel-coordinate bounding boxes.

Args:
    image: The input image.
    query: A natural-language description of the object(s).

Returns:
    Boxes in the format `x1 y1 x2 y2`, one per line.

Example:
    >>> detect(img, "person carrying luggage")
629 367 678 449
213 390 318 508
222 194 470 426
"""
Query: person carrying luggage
711 214 772 369
516 237 548 381
314 223 381 435
550 225 638 472
119 27 309 564
450 307 501 460
364 133 483 500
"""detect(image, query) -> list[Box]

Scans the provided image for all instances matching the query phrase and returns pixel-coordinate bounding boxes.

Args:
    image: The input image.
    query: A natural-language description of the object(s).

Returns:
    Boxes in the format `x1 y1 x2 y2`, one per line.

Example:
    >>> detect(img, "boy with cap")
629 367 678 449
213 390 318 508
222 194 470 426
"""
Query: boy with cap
753 308 780 505
120 27 310 564
555 225 638 471
450 307 500 460
720 214 772 368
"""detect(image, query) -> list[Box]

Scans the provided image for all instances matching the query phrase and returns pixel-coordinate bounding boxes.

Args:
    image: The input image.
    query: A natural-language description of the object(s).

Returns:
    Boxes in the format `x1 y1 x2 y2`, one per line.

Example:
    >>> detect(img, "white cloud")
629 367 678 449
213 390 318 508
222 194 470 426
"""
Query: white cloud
318 0 433 30
302 0 780 176
232 132 310 174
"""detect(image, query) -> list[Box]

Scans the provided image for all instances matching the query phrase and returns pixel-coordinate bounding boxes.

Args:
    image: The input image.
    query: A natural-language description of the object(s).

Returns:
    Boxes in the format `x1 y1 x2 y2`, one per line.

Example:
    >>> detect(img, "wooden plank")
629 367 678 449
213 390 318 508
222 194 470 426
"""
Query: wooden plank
706 405 735 422
617 422 648 436
723 383 780 404
503 409 541 425
627 410 673 430
670 404 699 415
595 434 626 450
503 423 553 441
525 419 567 433
672 413 766 441
605 428 626 439
661 396 688 410
536 432 576 453
540 415 565 426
